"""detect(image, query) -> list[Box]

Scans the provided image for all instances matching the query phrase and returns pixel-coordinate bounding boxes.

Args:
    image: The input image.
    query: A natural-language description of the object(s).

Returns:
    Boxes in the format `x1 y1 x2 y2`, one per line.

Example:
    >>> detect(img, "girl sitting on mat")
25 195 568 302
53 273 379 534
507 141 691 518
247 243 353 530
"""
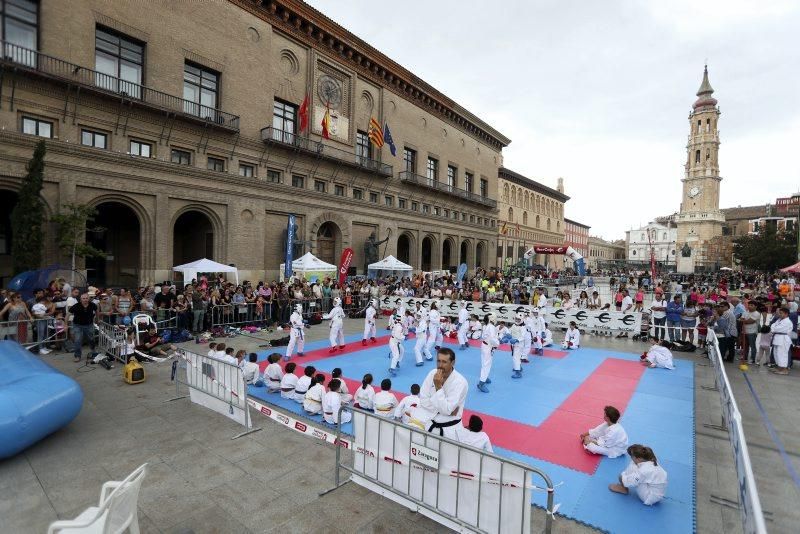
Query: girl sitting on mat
353 373 375 410
580 405 629 458
609 444 668 505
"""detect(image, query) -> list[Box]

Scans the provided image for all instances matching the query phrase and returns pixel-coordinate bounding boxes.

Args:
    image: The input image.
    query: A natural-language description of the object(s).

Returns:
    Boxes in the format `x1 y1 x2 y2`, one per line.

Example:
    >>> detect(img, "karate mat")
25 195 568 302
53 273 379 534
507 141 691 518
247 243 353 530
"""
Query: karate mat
246 332 695 534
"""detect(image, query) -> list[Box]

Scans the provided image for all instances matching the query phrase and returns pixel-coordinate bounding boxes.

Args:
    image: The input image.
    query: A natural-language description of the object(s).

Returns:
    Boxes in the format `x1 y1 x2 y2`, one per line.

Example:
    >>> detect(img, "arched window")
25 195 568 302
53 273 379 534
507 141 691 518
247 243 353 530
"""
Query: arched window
524 192 529 210
508 207 513 222
641 233 645 240
511 187 516 207
523 211 528 225
557 221 560 231
503 183 509 202
547 218 551 230
663 232 667 240
695 150 700 164
536 215 540 228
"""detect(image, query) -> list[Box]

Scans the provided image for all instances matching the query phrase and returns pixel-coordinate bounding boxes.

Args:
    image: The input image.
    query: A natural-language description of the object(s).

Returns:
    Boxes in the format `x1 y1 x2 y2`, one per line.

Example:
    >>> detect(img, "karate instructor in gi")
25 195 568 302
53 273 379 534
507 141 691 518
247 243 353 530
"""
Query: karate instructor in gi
419 347 468 439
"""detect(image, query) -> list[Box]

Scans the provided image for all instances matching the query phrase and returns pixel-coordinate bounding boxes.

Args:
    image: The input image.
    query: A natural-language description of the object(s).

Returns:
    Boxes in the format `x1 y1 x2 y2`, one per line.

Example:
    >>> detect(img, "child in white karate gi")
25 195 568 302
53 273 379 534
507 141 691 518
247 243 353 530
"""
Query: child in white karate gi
609 444 668 505
330 367 352 403
263 353 284 392
393 383 420 424
373 378 398 418
562 321 581 349
454 415 493 452
353 373 375 410
280 362 298 399
323 379 352 425
303 373 325 415
641 340 675 369
580 405 629 458
294 366 315 403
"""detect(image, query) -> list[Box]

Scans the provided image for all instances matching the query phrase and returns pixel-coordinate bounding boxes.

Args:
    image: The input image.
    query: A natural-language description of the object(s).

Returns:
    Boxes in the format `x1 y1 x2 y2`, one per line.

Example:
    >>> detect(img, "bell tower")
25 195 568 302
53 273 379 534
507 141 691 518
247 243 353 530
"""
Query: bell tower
675 65 726 272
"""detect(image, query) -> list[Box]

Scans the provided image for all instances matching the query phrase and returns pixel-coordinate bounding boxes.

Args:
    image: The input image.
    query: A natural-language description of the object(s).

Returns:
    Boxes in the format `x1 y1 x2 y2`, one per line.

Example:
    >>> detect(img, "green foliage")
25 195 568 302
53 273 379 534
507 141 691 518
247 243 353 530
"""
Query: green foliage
50 203 105 272
733 226 796 271
10 140 46 273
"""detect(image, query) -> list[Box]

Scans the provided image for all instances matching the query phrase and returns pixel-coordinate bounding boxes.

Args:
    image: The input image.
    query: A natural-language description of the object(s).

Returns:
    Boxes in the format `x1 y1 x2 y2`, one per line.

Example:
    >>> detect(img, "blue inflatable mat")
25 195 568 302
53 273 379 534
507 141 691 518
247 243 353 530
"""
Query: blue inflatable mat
0 341 84 459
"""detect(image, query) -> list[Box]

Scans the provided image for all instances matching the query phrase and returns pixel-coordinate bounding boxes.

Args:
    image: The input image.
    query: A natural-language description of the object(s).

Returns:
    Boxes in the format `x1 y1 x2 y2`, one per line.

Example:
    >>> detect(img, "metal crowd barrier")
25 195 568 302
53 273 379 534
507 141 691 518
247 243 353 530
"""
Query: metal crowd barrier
96 321 128 364
210 302 272 328
704 332 767 533
328 406 554 534
168 348 261 440
0 318 67 351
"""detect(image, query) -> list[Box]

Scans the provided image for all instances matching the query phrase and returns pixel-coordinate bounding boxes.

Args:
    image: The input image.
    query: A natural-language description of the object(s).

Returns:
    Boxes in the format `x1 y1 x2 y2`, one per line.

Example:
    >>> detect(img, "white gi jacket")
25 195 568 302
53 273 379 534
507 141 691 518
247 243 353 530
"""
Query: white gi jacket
457 308 469 326
289 311 304 335
419 368 468 437
294 375 312 402
242 361 260 384
324 305 345 327
390 322 405 345
646 345 675 369
454 425 494 453
354 385 375 410
564 327 581 348
264 362 284 391
365 306 376 325
621 460 668 505
373 390 399 417
303 383 324 414
482 323 500 348
322 390 343 424
280 373 298 399
394 394 420 423
770 317 794 367
588 422 629 458
428 309 441 335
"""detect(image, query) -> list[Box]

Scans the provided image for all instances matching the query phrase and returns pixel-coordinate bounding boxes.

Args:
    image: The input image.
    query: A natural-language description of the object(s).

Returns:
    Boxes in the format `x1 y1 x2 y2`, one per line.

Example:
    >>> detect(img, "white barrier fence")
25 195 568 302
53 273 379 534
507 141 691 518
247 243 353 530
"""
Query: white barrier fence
328 406 554 534
705 332 767 533
379 296 642 334
169 348 261 440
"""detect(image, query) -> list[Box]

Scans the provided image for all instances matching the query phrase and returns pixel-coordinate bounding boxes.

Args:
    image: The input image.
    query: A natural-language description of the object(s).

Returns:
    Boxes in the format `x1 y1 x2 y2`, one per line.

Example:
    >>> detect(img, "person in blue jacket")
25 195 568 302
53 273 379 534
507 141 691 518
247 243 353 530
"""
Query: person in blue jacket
665 295 684 342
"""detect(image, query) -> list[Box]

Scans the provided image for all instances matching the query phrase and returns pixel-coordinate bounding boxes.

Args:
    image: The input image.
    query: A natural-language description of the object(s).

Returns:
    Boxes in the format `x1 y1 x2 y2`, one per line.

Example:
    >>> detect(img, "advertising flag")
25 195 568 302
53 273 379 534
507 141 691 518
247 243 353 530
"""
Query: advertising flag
285 214 296 280
338 247 354 285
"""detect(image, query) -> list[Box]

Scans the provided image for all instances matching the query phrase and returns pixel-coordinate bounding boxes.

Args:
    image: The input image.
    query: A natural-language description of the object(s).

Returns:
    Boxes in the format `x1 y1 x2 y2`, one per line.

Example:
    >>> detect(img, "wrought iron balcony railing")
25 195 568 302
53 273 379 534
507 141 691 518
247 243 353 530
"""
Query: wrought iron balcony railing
0 41 239 131
260 127 392 177
398 171 497 208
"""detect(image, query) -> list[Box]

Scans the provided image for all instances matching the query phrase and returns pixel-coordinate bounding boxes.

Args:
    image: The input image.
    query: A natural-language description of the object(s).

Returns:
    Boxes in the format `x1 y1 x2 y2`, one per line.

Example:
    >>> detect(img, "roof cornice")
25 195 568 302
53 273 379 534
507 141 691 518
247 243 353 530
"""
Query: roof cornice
231 0 511 150
498 167 570 202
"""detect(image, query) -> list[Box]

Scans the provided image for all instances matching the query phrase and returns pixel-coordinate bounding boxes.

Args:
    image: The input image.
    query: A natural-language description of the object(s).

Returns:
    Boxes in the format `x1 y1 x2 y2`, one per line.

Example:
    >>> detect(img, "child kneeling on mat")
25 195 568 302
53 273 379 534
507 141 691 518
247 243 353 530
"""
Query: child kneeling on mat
580 405 628 458
561 321 581 350
609 444 668 505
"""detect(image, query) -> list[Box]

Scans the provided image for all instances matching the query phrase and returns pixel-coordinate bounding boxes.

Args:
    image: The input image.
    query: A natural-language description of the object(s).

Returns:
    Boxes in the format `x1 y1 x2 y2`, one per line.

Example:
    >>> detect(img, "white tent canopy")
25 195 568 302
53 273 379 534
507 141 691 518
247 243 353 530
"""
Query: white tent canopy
367 255 413 279
280 252 337 281
173 258 239 285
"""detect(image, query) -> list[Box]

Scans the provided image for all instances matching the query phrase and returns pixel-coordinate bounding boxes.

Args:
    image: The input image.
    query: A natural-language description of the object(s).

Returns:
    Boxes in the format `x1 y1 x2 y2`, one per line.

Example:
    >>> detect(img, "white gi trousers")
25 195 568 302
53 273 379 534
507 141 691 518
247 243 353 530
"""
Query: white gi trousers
286 327 304 357
390 338 404 369
363 320 376 340
480 342 494 382
329 322 344 347
512 342 523 371
457 322 469 346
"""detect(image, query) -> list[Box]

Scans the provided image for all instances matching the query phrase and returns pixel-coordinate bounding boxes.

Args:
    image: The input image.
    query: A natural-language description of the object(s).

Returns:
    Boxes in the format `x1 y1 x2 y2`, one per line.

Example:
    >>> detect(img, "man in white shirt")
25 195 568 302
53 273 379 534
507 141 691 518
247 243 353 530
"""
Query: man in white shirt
374 378 399 417
650 295 668 342
454 415 493 453
394 384 420 424
580 405 629 458
419 347 468 439
323 379 351 425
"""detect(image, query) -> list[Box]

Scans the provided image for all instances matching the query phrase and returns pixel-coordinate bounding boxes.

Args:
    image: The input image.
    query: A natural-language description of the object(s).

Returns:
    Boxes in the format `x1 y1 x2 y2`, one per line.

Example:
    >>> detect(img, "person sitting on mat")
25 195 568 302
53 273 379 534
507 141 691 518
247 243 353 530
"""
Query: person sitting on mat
323 379 351 425
136 325 177 359
243 352 262 385
609 444 668 505
394 383 420 424
468 314 483 340
206 342 217 359
580 405 629 458
279 362 298 399
303 373 326 415
263 353 284 392
330 368 352 404
353 373 375 410
641 339 676 370
374 378 398 418
294 366 316 403
561 321 581 349
541 324 554 348
454 415 493 453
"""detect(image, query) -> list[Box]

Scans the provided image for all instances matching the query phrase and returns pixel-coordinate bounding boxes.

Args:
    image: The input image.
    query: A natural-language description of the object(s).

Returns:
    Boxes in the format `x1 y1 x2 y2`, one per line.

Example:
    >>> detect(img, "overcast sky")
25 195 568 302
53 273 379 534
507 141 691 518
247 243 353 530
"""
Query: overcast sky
306 0 800 240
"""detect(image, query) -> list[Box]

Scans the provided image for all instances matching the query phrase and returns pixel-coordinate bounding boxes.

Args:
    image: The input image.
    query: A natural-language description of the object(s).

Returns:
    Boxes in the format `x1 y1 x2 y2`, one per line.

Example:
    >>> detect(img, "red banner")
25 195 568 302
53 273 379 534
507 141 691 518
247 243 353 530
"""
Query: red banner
533 246 567 254
338 248 354 285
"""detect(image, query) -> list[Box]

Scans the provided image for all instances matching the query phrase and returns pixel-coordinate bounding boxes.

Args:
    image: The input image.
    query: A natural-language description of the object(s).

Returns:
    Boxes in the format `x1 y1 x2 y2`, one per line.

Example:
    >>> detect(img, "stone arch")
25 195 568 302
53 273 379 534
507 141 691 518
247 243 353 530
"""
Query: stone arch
536 214 541 228
508 207 514 222
309 211 351 255
502 183 509 202
87 193 154 279
172 204 224 266
86 200 145 286
421 233 439 272
316 221 342 266
442 236 457 271
524 192 529 210
510 187 516 207
523 211 528 226
460 238 473 267
397 231 417 267
475 241 487 268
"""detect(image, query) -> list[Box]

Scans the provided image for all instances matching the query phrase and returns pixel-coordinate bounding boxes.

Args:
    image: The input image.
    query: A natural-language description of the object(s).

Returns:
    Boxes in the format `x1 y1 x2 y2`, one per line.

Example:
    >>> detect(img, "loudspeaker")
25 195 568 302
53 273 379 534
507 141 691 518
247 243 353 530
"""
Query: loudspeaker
123 360 146 384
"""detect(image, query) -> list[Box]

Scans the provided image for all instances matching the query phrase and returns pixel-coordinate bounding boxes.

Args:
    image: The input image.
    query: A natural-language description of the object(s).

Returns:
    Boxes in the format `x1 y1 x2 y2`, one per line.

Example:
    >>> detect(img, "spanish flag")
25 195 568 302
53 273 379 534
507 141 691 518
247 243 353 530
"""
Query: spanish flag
500 222 508 235
321 106 331 139
368 117 384 148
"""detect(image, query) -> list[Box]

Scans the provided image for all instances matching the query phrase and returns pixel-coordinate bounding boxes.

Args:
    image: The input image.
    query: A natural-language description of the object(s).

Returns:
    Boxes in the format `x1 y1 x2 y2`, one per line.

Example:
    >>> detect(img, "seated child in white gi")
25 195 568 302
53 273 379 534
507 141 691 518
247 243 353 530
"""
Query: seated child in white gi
454 415 494 453
263 353 284 392
641 339 675 370
609 444 668 505
303 373 326 415
580 405 629 458
323 379 352 425
280 362 298 399
353 373 375 410
561 321 581 349
468 314 483 340
541 325 554 347
206 342 217 359
243 352 262 385
374 378 398 417
330 367 352 403
393 383 420 424
294 366 315 403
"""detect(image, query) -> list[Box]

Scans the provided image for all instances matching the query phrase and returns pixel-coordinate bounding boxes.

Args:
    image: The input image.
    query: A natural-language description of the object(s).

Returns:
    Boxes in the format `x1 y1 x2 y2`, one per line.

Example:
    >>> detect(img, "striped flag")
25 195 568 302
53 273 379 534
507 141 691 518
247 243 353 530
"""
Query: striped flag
321 106 331 139
368 117 384 148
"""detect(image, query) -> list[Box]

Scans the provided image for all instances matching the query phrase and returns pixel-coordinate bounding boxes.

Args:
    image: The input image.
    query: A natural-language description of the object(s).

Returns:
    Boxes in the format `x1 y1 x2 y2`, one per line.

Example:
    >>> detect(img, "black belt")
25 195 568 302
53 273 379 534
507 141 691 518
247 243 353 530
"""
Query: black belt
428 418 460 436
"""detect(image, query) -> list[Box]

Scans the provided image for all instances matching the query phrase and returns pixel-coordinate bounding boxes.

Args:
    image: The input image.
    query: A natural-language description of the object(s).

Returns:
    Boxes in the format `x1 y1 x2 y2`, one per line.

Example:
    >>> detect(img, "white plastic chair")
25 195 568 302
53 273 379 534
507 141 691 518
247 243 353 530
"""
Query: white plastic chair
47 463 147 534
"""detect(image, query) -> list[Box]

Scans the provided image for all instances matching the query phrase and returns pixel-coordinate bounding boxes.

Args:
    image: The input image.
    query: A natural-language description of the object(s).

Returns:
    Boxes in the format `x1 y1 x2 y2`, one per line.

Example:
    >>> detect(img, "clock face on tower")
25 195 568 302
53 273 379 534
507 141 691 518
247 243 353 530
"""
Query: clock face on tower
688 186 701 198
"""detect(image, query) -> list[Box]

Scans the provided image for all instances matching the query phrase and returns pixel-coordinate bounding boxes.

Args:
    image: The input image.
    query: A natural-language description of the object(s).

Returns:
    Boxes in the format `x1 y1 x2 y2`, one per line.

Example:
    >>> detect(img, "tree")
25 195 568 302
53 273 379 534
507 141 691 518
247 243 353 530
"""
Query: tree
10 140 46 273
51 203 105 284
733 226 795 271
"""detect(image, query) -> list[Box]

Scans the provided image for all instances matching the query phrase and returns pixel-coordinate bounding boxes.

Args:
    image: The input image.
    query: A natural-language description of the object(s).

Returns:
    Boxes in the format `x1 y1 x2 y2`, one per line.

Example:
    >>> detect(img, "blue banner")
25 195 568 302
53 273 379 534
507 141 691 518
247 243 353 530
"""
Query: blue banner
456 262 468 287
285 214 296 280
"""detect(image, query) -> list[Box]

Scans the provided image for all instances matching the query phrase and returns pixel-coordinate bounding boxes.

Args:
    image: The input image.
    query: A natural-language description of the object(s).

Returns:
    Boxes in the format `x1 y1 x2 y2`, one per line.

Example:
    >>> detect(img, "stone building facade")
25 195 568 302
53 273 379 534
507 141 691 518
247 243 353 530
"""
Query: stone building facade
625 222 678 268
496 168 568 270
564 218 590 261
587 236 625 271
0 0 509 286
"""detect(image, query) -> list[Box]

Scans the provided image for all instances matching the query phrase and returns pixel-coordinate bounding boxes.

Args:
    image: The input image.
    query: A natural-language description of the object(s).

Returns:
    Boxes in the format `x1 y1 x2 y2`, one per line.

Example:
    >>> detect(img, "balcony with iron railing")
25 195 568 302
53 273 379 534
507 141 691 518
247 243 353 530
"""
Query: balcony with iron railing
0 41 239 131
260 127 392 177
398 171 497 208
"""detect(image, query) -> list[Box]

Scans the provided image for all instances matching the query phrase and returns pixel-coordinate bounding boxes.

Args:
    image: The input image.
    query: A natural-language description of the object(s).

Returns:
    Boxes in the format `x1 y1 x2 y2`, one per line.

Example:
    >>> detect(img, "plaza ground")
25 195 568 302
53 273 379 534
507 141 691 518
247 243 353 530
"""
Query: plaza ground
1 319 797 534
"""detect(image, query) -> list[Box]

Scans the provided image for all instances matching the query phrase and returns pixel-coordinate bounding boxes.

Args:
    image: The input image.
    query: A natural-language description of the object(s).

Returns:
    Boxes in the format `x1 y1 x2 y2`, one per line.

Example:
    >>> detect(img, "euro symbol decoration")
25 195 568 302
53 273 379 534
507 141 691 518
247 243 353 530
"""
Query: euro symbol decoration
574 311 588 321
553 309 566 319
480 304 490 312
597 312 611 323
621 315 635 326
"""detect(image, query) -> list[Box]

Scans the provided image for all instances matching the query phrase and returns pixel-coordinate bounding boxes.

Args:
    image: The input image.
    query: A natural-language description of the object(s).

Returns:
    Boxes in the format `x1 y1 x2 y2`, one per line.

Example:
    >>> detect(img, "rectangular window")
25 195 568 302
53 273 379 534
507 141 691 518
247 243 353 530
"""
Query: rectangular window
239 163 255 177
462 212 467 221
399 198 407 209
411 201 418 212
506 245 513 258
443 209 449 218
81 129 107 149
272 100 297 142
266 169 281 183
385 196 393 207
22 116 52 138
291 175 305 188
1 0 38 63
496 245 503 258
183 62 219 120
464 172 474 193
369 192 378 203
356 130 372 163
207 156 224 172
353 188 363 200
480 178 488 198
477 217 482 225
470 215 475 223
446 165 457 189
171 148 191 165
129 139 151 157
426 157 438 182
95 27 143 98
433 206 440 216
334 184 345 197
403 147 417 173
422 204 430 214
314 180 326 193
